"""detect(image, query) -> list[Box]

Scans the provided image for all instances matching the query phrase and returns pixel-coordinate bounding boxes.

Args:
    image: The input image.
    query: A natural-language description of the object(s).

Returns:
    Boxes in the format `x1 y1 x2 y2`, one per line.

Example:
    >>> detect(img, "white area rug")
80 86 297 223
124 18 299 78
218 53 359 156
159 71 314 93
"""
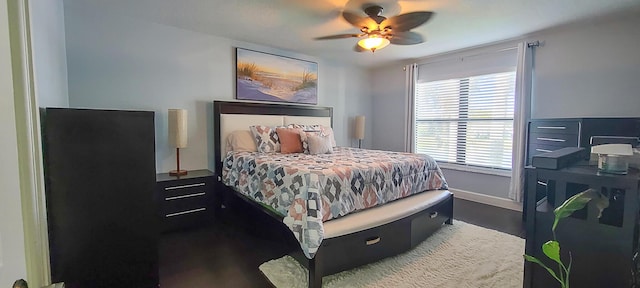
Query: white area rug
259 221 525 288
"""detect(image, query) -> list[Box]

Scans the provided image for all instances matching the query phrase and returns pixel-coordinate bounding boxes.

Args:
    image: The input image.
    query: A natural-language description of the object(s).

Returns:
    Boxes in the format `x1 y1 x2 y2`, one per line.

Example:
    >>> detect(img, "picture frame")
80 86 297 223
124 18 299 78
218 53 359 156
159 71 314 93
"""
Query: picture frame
236 48 318 105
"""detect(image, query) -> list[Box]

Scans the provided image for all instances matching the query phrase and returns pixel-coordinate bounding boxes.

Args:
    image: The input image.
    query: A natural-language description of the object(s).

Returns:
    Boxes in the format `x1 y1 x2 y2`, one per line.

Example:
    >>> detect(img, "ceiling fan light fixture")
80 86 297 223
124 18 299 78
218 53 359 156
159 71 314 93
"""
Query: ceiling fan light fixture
316 5 432 53
357 36 390 52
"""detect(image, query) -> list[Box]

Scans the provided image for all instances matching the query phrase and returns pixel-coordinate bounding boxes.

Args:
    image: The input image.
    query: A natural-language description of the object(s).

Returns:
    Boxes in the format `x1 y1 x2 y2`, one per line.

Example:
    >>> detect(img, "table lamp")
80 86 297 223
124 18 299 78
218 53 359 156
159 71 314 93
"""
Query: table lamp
355 115 365 149
169 109 188 176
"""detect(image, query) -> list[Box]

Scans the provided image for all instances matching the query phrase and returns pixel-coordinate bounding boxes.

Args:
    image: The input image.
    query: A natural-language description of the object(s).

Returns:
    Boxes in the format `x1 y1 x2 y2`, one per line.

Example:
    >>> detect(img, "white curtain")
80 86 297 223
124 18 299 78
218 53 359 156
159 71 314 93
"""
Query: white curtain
509 42 534 202
404 63 417 153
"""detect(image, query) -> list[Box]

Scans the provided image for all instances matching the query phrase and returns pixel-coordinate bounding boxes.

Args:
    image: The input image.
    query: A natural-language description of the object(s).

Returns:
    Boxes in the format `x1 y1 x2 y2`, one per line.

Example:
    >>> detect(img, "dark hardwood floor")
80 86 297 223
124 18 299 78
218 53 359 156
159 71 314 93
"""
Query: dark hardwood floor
453 198 525 238
159 198 525 288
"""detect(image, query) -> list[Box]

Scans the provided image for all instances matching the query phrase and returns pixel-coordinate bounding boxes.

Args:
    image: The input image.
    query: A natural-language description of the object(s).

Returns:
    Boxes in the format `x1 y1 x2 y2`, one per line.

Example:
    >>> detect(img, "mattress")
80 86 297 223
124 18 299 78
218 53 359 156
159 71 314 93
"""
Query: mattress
222 147 448 258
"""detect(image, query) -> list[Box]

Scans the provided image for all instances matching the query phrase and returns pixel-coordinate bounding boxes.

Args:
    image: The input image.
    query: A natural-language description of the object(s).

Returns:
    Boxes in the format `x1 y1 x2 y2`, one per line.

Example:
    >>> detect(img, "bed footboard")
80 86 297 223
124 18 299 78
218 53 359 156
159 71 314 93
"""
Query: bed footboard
298 193 454 288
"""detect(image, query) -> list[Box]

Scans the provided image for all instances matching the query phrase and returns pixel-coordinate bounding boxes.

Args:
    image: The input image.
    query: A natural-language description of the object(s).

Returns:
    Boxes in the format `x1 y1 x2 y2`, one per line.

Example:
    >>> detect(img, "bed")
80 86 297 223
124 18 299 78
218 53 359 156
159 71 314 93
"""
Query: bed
213 101 454 288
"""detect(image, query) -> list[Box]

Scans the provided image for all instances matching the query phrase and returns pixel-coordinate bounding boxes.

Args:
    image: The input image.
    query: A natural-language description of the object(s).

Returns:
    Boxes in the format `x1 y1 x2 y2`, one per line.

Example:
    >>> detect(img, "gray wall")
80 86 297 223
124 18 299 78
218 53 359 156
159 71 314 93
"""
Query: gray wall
64 5 372 173
371 62 407 152
371 12 640 199
30 0 68 108
531 12 640 118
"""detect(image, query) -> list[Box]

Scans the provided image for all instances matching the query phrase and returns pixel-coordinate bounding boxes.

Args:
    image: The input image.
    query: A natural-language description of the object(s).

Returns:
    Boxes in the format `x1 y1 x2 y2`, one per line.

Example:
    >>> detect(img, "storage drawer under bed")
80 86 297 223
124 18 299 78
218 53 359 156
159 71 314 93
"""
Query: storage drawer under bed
410 201 452 247
315 196 453 275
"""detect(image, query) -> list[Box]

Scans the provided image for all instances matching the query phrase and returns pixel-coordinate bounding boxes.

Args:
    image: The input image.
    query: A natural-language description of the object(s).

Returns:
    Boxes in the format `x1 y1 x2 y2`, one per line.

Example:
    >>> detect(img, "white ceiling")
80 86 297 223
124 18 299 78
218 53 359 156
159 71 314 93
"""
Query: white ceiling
64 0 640 67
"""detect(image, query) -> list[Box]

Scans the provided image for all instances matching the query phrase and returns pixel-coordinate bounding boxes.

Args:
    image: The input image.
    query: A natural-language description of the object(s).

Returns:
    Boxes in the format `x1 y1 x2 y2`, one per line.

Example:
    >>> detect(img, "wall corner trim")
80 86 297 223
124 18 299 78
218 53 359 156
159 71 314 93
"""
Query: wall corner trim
450 188 523 212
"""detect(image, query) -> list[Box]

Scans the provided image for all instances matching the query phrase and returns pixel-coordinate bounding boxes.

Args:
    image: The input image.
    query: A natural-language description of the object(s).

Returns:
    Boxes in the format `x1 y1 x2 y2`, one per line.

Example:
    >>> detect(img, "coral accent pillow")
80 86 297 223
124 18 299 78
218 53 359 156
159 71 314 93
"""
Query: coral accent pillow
226 130 257 153
307 133 333 155
276 127 303 154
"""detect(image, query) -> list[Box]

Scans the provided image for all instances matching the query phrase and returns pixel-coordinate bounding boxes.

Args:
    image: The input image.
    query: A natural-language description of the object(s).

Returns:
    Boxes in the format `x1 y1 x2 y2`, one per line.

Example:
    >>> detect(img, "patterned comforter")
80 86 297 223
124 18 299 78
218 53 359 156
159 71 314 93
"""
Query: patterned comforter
222 147 448 258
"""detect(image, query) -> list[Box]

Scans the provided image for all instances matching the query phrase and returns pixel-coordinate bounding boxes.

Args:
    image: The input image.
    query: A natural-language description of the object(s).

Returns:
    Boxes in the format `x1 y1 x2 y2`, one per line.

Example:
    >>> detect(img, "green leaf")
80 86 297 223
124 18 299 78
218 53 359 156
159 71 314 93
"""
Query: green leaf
553 189 609 231
542 240 562 265
523 254 564 285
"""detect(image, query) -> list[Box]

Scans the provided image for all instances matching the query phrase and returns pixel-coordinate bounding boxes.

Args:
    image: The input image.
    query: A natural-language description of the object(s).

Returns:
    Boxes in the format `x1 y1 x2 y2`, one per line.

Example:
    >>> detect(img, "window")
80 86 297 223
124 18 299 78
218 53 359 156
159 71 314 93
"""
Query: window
414 50 517 171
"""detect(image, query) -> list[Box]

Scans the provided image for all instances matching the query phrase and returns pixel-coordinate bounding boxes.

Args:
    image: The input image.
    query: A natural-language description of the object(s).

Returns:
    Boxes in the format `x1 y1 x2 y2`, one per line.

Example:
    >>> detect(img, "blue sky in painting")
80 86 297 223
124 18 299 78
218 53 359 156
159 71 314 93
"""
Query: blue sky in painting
237 49 317 77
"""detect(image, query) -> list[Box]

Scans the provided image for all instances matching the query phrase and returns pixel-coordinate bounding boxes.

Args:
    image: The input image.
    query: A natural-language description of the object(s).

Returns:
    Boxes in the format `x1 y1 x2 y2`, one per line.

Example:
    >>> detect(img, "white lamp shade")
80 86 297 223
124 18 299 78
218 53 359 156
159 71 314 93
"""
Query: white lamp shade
355 115 365 140
168 109 188 148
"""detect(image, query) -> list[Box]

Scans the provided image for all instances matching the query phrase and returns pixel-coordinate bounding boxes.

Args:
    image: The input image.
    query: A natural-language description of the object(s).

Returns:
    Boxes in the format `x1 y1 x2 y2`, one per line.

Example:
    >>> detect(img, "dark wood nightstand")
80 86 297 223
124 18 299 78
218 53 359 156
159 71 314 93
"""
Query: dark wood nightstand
156 169 215 232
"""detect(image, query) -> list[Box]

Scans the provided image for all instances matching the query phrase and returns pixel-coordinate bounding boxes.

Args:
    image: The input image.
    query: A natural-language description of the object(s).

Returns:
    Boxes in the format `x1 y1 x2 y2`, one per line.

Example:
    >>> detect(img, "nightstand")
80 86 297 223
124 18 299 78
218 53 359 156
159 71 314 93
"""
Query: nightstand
156 169 215 232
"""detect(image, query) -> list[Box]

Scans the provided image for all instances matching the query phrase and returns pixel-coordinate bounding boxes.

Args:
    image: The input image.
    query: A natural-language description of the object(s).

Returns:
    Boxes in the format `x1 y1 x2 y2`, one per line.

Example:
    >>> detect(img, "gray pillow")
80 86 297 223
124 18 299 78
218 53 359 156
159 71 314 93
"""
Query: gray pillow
307 133 333 155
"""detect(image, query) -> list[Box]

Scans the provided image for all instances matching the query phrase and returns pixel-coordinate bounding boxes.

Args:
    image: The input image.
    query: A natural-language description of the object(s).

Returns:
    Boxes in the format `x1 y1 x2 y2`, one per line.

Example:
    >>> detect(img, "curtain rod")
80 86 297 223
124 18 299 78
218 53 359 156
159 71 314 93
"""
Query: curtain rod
413 40 540 67
414 46 516 66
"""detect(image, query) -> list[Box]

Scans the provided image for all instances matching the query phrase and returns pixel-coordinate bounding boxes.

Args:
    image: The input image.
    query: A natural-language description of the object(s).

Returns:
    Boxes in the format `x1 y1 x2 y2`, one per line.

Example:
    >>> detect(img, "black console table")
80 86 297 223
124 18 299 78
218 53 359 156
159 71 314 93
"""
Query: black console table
523 117 640 222
524 164 640 288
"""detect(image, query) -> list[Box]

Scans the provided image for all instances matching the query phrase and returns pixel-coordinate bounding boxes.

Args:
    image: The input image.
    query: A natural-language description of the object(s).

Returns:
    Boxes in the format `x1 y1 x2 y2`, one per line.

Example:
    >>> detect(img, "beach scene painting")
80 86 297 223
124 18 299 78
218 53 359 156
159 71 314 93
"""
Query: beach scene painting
236 48 318 105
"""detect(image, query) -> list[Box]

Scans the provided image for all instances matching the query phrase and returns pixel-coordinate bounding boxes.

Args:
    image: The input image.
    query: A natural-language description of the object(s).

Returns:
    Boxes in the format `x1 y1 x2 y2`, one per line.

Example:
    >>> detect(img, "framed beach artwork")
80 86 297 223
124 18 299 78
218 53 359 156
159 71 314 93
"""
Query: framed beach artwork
236 48 318 105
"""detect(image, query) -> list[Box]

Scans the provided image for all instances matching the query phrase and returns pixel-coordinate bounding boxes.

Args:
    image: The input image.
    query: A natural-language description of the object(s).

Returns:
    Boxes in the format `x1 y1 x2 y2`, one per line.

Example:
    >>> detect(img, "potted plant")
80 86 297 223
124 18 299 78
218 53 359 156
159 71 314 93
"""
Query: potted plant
524 188 610 288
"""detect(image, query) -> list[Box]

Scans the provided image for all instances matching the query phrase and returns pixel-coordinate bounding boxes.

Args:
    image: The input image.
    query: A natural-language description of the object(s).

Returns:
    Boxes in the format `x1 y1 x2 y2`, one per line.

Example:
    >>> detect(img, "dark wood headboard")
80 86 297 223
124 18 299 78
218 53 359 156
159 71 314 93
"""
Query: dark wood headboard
213 101 333 176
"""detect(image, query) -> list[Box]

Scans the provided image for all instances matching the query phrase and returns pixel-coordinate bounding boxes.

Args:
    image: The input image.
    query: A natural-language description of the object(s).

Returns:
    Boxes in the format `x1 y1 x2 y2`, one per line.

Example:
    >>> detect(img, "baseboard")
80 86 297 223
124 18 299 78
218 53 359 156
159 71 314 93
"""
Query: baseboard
450 188 523 212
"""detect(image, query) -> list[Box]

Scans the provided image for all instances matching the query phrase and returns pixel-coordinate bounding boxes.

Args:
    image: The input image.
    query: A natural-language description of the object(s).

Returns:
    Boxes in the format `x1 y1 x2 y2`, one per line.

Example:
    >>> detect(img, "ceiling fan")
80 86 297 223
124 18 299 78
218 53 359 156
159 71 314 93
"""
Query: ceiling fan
315 4 434 53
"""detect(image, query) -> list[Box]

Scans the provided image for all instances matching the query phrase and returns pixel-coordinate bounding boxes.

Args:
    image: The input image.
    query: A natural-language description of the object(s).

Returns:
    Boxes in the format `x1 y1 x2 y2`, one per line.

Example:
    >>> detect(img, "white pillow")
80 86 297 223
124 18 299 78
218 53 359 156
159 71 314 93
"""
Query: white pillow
291 124 337 150
307 133 333 155
226 130 257 153
299 130 321 154
320 126 337 147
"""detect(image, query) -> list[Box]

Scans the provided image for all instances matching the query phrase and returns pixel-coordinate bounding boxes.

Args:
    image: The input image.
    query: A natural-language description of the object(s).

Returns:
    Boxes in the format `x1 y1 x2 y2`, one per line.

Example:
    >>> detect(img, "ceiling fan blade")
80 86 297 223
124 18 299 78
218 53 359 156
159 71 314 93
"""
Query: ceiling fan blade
390 31 424 45
383 11 434 31
353 44 367 52
342 11 376 28
314 34 361 40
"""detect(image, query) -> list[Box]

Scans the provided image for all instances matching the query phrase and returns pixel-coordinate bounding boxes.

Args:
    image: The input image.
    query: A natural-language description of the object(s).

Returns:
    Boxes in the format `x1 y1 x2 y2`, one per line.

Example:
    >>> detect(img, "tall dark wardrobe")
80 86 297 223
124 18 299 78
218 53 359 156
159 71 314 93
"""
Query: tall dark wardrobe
42 108 159 287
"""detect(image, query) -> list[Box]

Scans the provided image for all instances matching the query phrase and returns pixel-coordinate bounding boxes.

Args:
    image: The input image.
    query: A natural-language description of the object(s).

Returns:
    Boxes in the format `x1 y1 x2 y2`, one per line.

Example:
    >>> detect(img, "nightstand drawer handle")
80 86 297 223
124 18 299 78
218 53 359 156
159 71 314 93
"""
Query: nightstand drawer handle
430 211 439 218
537 126 566 130
166 208 206 217
536 148 552 153
165 192 206 201
536 137 565 142
165 183 205 190
365 237 381 245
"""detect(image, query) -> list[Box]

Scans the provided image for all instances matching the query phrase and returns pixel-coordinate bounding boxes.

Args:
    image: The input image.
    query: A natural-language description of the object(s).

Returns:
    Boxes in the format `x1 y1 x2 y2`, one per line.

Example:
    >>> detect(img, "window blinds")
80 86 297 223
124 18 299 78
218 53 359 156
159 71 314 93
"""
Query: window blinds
415 48 517 170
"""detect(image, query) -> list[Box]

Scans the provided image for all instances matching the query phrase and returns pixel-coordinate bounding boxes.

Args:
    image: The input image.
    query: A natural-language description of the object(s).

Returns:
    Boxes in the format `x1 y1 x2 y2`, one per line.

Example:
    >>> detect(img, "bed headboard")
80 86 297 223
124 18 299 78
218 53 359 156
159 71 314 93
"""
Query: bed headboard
213 101 333 177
